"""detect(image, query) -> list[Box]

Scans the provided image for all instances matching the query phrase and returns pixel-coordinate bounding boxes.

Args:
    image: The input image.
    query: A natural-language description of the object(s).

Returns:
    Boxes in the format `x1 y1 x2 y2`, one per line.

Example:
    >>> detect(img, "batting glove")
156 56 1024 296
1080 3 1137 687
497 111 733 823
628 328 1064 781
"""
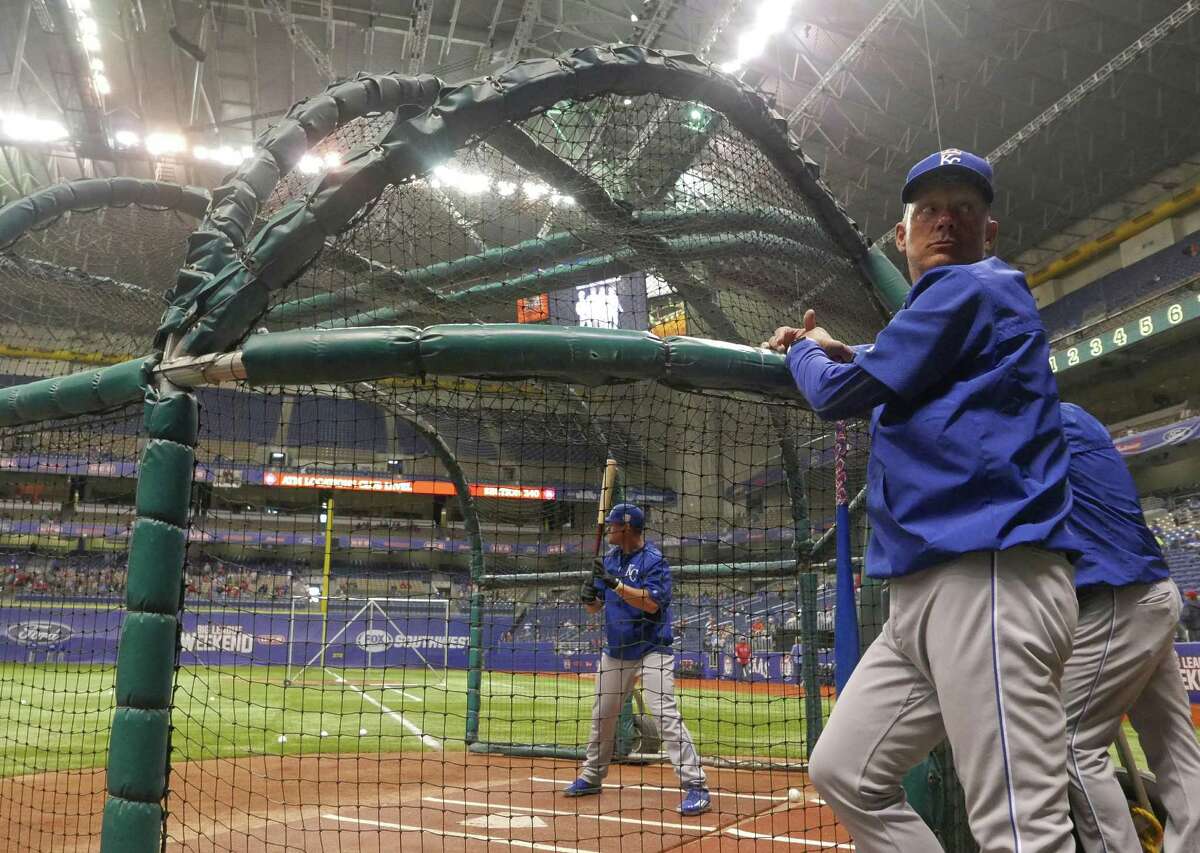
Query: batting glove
580 579 598 603
593 557 619 589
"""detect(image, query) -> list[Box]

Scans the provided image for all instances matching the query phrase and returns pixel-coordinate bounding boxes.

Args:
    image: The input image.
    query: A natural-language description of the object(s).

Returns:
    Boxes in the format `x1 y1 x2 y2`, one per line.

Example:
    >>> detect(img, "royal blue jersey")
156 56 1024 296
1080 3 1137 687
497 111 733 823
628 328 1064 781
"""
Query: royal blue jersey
594 543 673 659
1060 402 1169 589
788 257 1081 578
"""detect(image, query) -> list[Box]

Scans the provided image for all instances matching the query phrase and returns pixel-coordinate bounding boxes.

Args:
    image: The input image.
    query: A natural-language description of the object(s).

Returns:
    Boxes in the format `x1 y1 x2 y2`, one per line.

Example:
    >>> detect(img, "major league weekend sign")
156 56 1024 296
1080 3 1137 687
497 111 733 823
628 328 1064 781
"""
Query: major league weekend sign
1178 643 1200 705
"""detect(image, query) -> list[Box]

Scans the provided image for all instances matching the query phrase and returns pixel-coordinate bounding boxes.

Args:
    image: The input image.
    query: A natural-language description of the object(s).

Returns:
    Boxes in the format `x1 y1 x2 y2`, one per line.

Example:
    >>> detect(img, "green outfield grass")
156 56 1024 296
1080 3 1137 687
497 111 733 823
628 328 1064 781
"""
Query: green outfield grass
0 662 1191 782
0 663 820 778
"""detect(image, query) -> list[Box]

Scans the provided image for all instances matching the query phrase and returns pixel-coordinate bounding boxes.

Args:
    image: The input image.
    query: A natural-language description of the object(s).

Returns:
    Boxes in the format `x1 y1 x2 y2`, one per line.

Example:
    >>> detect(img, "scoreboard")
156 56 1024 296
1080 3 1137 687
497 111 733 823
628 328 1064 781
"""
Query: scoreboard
1049 292 1200 375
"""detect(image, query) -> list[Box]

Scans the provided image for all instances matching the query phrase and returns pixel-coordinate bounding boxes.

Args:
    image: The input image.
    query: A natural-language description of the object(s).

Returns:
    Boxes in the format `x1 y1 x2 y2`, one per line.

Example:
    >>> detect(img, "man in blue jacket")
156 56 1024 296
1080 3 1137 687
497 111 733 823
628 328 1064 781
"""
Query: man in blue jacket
562 503 710 816
1058 402 1200 852
768 149 1082 852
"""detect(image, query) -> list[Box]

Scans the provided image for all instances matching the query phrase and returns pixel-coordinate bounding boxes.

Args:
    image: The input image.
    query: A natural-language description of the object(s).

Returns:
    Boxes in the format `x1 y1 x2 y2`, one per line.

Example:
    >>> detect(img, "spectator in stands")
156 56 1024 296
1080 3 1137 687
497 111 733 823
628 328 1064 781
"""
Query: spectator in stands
734 636 752 682
790 638 805 686
1183 589 1200 641
703 620 720 672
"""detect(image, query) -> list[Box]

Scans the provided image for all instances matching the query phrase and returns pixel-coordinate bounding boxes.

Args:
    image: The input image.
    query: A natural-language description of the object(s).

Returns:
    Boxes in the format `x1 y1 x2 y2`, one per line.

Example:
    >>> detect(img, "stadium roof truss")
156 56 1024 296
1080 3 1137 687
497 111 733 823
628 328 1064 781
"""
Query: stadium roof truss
0 0 1198 270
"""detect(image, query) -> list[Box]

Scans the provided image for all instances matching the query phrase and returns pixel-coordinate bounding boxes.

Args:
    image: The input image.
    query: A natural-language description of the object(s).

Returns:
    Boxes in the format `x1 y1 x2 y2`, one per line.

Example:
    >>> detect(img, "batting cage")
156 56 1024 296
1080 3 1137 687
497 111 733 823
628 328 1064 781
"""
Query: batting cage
0 44 952 852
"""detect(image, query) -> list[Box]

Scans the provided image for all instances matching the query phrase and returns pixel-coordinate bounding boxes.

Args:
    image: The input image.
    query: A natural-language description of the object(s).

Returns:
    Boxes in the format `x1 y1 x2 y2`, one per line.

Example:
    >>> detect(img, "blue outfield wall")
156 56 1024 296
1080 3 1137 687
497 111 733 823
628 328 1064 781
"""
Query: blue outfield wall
6 603 1193 695
0 603 830 681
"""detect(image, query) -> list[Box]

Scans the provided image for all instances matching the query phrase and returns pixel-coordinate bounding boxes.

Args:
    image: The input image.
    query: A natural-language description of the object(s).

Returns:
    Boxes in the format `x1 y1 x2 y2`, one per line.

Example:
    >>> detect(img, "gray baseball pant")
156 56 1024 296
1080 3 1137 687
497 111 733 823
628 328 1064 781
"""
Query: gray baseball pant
1064 578 1200 853
579 650 707 788
808 546 1078 853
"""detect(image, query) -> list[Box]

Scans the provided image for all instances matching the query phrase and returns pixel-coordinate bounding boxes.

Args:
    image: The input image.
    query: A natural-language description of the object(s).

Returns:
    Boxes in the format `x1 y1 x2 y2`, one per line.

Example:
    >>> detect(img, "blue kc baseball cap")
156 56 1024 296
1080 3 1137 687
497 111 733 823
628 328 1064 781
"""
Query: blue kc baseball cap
605 503 645 529
902 149 994 204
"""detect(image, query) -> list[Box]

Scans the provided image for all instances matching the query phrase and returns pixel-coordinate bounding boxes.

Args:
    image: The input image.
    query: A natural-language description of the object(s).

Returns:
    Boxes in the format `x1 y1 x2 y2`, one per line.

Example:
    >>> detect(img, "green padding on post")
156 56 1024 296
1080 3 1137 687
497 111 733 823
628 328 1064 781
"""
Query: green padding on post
115 614 177 709
241 325 422 385
126 519 186 613
100 797 162 853
135 440 194 527
106 708 169 802
664 336 798 397
465 590 484 745
861 244 910 315
234 325 808 401
0 357 152 428
419 324 666 386
143 388 198 446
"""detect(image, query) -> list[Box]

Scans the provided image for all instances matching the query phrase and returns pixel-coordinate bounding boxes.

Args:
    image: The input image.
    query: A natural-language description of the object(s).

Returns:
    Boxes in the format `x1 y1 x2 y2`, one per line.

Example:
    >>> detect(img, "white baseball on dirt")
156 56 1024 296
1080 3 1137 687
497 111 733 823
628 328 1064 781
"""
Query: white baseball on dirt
788 787 802 802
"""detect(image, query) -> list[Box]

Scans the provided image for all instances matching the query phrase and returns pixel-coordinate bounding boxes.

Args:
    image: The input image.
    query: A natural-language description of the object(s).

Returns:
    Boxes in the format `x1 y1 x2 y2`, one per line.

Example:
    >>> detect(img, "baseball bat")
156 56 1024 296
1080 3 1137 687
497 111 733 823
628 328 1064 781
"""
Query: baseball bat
1115 727 1152 813
593 457 619 557
833 422 860 693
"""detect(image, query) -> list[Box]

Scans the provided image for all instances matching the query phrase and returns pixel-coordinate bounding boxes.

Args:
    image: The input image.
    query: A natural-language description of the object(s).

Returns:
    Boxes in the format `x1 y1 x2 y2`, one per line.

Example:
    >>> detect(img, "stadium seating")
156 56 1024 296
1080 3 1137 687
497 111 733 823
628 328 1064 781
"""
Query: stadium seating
197 387 283 445
286 395 391 452
1149 504 1200 593
1041 229 1200 340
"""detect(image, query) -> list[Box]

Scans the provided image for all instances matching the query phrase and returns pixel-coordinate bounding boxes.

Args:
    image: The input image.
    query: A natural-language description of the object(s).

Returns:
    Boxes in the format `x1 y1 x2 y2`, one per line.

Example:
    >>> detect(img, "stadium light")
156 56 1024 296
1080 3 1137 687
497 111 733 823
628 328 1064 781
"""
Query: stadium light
524 181 550 201
113 129 140 147
432 164 491 193
297 154 323 174
718 0 796 72
0 112 69 143
145 131 186 156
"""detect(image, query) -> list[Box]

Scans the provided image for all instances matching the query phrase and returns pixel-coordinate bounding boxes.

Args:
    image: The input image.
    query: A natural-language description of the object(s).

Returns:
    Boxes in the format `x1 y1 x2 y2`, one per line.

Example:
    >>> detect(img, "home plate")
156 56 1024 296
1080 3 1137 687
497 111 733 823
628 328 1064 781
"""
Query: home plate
461 814 547 829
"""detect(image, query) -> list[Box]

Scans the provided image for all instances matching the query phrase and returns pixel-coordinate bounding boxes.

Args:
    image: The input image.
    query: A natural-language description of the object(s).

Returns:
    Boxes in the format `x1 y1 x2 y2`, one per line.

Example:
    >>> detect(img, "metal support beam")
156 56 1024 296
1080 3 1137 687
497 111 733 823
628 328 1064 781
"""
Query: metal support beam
987 0 1200 164
786 0 917 131
7 0 34 103
262 0 338 83
505 0 540 65
631 0 679 47
407 0 435 73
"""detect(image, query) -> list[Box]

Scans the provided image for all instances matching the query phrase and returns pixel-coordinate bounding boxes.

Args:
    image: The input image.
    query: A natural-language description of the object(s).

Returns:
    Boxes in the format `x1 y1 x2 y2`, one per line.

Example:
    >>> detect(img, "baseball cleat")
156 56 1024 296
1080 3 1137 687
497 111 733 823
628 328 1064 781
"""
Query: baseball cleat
680 786 711 815
562 778 602 797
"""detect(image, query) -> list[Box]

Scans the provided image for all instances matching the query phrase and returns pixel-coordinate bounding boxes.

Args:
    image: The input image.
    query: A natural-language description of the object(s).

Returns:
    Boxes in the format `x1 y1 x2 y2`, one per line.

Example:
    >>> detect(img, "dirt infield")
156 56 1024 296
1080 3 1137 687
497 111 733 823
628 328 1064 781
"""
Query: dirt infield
2 752 851 852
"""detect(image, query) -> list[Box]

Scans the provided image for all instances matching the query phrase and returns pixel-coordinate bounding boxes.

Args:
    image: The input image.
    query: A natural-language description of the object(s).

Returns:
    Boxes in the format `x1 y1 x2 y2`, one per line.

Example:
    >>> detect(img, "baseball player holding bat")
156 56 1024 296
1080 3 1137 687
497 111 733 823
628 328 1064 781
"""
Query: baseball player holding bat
1057 401 1200 852
769 149 1083 851
562 502 711 816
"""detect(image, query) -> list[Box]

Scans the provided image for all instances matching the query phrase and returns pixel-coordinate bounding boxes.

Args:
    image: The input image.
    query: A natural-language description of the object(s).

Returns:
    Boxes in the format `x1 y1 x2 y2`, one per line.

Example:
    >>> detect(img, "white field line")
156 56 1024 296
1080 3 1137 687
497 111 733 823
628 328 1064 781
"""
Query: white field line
321 813 596 853
724 827 855 848
326 669 440 749
381 685 424 702
529 776 793 802
425 796 715 833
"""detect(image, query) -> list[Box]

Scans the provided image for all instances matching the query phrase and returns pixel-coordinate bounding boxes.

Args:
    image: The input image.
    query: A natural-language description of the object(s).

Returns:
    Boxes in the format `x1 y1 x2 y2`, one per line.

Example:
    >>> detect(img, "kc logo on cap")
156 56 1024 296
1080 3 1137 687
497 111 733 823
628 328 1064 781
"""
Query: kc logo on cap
902 148 994 203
